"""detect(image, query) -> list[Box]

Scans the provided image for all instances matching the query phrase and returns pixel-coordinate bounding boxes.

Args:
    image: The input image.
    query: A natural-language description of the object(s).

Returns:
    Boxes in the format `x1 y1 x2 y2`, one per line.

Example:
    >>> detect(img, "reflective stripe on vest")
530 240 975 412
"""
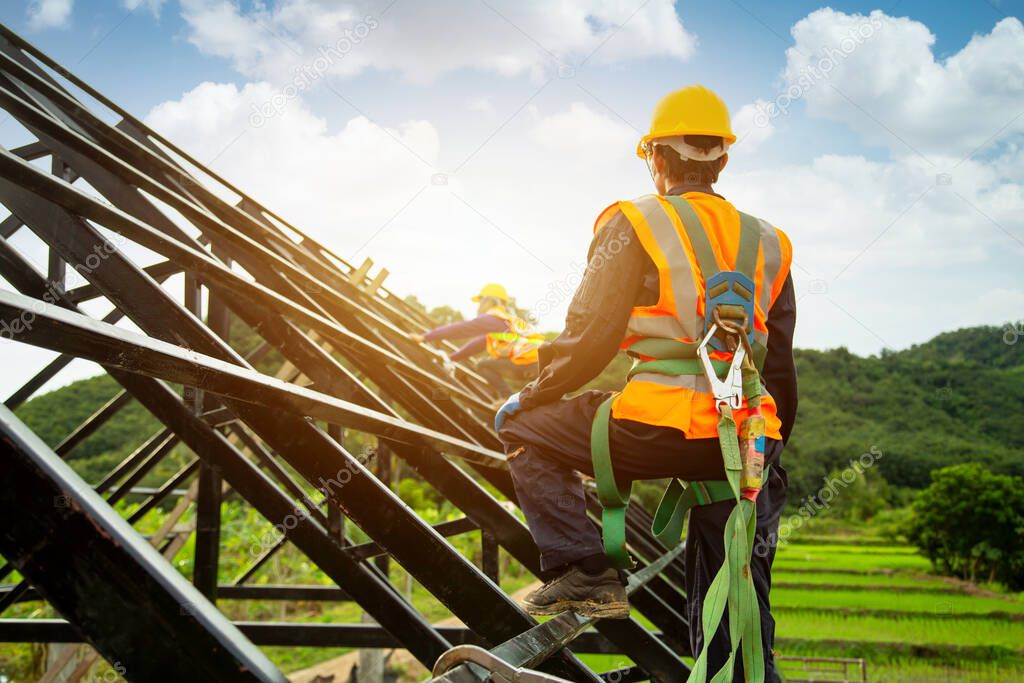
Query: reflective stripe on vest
596 193 793 439
618 196 702 341
484 305 542 364
754 214 783 348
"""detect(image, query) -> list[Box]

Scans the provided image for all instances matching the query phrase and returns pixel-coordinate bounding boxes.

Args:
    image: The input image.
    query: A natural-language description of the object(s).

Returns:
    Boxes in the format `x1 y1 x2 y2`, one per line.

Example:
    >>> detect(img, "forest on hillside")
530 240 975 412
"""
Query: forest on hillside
13 324 1024 509
8 322 1024 679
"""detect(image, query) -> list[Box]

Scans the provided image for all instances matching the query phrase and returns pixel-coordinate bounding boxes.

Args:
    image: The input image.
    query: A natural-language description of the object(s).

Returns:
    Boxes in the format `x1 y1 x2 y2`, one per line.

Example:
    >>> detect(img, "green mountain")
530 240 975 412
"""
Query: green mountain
787 326 1024 501
13 325 1024 506
584 325 1024 503
13 373 165 485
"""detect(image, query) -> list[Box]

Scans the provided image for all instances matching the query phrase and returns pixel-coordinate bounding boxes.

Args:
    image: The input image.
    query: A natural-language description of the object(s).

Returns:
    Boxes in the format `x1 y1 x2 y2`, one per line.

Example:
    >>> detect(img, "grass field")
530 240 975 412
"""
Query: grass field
773 587 1024 615
4 509 1023 682
773 549 935 573
766 526 1024 682
572 524 1024 682
772 570 950 588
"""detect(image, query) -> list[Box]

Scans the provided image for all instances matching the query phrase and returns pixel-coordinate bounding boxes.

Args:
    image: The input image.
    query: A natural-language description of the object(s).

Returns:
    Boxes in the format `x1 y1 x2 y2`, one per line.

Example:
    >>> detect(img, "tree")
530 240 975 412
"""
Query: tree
427 305 464 326
403 295 464 326
818 463 892 523
905 463 1024 589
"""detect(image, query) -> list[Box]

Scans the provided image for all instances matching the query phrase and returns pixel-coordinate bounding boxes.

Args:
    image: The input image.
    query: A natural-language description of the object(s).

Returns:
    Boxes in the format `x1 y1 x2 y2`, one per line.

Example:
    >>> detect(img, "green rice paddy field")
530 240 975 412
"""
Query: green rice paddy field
580 529 1024 682
4 518 1021 681
763 532 1024 682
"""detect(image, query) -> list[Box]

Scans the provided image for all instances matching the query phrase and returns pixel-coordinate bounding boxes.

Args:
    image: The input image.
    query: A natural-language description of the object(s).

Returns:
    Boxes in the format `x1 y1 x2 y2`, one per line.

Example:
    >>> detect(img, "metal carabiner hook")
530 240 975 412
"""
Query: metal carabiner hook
697 323 745 411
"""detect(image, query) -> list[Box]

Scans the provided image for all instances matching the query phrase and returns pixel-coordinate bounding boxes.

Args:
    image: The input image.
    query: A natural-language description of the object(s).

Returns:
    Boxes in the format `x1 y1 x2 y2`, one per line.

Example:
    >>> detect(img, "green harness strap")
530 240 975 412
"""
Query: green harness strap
590 397 633 564
663 196 763 281
665 196 721 278
589 365 766 683
589 196 769 682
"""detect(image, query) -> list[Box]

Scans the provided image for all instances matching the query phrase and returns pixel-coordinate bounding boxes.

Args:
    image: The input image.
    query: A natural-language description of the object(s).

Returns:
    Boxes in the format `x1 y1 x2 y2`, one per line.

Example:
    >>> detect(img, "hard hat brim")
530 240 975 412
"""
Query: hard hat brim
636 130 738 158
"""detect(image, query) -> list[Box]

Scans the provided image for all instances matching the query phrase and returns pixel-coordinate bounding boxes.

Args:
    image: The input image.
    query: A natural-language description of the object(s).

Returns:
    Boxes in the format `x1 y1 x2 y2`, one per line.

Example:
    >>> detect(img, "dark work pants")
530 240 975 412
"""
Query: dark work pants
499 390 787 682
475 357 536 396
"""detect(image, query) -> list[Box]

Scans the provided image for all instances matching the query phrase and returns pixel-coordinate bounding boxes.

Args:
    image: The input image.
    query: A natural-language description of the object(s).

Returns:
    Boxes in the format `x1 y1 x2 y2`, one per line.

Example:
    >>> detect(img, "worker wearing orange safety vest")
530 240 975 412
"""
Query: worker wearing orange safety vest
495 85 796 683
409 284 542 395
481 296 545 368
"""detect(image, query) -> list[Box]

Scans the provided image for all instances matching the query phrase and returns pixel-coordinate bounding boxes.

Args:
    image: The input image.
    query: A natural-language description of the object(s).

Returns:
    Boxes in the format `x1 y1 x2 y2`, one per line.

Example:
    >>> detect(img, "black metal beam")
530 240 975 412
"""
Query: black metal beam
0 24 698 682
0 81 688 671
2 583 352 605
0 285 683 678
64 259 181 304
0 235 176 410
0 281 500 468
218 585 351 602
0 66 491 409
0 405 287 682
0 213 18 238
0 619 678 657
345 517 479 562
54 390 133 457
0 189 591 677
224 422 329 528
9 139 48 160
435 547 690 683
125 458 200 524
0 236 454 670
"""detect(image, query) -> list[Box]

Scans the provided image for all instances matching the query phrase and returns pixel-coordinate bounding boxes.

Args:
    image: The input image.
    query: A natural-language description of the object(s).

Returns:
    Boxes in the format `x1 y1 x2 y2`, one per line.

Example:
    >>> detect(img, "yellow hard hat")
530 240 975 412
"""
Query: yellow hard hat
636 85 735 158
472 283 509 303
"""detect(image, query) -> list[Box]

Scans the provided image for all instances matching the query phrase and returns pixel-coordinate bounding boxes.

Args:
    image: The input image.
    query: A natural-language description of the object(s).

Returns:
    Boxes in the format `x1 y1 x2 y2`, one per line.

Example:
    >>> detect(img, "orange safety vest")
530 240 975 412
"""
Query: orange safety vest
484 306 544 366
595 192 793 440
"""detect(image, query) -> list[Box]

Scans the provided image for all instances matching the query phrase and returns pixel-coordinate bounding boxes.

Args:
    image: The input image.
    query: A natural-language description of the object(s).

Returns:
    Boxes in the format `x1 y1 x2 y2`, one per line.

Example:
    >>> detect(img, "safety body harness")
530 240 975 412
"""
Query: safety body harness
590 196 769 683
485 306 545 366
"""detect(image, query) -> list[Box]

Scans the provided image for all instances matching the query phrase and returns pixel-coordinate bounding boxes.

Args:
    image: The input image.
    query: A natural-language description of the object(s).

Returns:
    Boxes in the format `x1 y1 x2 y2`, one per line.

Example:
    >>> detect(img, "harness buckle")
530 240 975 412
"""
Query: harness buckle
697 323 745 412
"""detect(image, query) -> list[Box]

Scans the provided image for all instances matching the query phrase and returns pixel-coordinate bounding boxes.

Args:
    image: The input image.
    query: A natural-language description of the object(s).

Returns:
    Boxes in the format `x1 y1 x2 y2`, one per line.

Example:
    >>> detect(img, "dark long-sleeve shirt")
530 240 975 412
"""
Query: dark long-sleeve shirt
423 314 507 361
517 183 799 443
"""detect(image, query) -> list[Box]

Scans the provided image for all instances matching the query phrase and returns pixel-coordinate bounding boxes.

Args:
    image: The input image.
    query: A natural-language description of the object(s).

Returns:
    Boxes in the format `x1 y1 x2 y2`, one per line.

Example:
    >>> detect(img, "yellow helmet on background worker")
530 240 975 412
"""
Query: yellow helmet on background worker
472 283 509 303
636 84 736 158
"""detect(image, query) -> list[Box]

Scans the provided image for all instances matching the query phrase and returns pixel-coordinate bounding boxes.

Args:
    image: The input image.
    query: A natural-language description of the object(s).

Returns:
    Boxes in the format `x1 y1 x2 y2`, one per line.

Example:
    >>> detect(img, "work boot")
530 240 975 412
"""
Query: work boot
522 566 629 619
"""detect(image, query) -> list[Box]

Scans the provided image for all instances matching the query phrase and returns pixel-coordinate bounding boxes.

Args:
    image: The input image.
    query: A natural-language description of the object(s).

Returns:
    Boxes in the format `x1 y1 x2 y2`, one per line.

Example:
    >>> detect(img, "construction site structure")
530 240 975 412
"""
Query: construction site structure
0 23 701 683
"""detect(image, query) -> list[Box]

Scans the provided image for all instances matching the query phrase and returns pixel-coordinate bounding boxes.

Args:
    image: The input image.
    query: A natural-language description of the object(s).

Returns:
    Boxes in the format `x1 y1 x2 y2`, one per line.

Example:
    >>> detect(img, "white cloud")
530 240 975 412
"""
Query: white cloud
720 147 1024 352
784 9 1024 157
528 101 636 159
732 100 775 153
749 8 1024 351
145 81 440 248
27 0 73 30
961 287 1024 330
121 0 166 15
467 97 496 115
179 0 695 84
142 89 651 328
140 3 1023 360
144 79 1024 356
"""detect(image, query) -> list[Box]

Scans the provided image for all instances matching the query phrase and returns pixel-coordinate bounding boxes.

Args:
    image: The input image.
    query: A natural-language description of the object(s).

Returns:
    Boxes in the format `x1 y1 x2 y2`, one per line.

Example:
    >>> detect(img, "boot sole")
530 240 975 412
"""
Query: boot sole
523 598 630 620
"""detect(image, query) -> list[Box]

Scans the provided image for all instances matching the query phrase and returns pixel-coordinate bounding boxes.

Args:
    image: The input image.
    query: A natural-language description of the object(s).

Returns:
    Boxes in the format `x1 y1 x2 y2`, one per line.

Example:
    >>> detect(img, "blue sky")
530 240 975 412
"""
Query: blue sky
0 2 1015 137
1 0 1022 397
